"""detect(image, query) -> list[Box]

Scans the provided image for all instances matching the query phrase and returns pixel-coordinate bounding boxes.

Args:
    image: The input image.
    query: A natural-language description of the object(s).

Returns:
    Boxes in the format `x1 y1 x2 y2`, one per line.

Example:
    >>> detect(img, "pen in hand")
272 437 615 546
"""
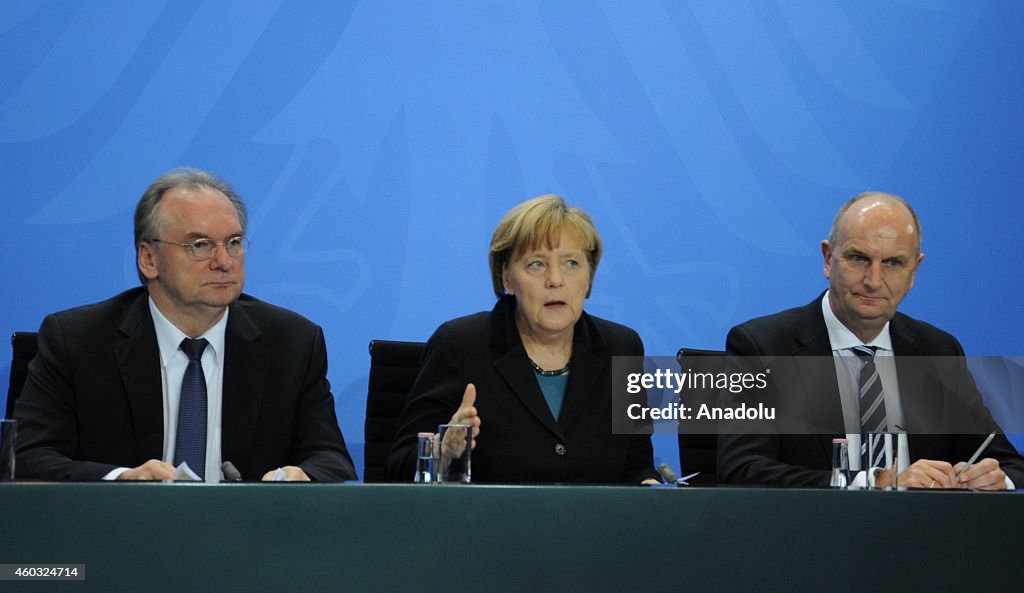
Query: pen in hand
955 432 996 482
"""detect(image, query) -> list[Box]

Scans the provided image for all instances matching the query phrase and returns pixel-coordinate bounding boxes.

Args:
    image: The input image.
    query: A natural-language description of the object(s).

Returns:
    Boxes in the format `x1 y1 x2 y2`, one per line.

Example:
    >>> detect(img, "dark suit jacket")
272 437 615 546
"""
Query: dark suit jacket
13 287 356 481
717 293 1024 487
384 296 658 484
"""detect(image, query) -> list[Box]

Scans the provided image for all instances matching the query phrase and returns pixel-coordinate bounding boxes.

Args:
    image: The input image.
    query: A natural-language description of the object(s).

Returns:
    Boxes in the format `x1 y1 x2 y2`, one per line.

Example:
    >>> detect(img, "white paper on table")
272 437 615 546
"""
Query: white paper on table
174 462 203 481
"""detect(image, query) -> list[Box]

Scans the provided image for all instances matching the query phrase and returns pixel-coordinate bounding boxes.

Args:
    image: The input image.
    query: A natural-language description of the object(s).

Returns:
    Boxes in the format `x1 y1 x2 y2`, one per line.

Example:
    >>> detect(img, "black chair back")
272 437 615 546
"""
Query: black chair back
7 332 38 419
364 339 426 483
676 347 726 485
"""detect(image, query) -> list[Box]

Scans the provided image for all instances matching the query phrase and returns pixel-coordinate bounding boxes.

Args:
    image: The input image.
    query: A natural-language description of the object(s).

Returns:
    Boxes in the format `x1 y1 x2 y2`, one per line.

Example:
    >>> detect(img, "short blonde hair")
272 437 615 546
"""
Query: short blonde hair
488 194 603 298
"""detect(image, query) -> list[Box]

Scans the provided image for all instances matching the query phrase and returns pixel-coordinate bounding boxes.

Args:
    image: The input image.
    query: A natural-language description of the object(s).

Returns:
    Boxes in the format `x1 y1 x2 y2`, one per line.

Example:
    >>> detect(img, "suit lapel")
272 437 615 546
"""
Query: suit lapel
490 316 608 437
557 346 604 434
889 315 930 435
557 315 606 434
489 296 562 437
488 299 611 438
494 346 561 437
112 291 164 463
793 295 845 465
221 301 267 466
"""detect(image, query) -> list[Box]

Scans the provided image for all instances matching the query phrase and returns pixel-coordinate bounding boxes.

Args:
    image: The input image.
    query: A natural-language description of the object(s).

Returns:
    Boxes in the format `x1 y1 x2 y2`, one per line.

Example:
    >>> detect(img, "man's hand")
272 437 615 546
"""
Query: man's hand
117 459 178 480
261 466 311 481
876 459 956 488
954 457 1006 490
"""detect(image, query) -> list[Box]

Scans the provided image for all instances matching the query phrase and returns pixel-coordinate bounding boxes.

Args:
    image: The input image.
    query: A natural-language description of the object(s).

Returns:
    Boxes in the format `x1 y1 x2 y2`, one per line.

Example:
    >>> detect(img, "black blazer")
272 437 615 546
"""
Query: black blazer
384 296 657 484
14 287 356 481
717 293 1024 487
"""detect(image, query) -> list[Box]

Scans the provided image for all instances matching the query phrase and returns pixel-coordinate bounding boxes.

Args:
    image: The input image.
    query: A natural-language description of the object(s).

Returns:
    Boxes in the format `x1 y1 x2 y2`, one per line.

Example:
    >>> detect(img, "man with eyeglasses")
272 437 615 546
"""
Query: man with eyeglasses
14 168 357 482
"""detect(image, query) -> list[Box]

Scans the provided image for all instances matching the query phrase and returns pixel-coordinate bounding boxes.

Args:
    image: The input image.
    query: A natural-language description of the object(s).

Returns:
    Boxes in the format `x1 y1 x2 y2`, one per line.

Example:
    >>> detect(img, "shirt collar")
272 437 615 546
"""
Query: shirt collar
821 290 892 352
149 296 229 366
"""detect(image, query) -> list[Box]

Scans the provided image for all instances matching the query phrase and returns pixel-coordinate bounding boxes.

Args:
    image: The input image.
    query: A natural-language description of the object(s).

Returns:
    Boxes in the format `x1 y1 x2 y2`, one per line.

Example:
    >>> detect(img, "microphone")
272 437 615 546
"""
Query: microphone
657 463 679 484
657 462 701 486
221 461 243 482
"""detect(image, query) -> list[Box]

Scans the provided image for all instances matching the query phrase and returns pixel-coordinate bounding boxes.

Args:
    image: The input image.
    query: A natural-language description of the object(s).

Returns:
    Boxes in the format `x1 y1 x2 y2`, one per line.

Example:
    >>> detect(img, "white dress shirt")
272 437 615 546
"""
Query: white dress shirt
102 297 227 482
821 292 907 486
821 292 1013 489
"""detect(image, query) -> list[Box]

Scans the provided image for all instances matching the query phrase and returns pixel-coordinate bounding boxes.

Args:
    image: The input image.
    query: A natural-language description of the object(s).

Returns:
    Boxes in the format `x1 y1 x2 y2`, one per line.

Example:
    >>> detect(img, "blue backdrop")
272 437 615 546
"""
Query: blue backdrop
2 1 1022 476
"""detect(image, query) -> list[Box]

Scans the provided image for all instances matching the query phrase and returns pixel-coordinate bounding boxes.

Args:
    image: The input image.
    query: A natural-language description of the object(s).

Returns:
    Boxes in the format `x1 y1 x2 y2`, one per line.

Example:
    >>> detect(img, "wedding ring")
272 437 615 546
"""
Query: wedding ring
928 479 936 489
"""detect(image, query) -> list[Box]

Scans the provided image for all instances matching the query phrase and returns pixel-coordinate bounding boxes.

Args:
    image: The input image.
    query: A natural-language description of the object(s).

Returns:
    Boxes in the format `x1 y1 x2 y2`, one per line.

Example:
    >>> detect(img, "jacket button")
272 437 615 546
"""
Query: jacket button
554 443 567 456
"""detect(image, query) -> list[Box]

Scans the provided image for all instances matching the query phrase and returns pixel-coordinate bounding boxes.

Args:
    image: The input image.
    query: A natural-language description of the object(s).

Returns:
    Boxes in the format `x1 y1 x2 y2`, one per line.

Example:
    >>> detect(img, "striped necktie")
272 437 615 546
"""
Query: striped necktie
174 338 209 479
851 345 886 469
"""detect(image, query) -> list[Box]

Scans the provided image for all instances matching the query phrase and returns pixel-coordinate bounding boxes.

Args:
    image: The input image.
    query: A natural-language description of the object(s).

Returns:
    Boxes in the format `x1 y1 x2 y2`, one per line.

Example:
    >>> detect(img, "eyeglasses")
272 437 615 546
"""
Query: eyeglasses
149 236 250 260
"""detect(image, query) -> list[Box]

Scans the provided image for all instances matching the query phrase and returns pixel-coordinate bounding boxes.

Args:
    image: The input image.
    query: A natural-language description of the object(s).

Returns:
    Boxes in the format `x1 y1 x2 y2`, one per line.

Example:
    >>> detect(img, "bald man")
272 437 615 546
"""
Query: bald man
717 192 1024 489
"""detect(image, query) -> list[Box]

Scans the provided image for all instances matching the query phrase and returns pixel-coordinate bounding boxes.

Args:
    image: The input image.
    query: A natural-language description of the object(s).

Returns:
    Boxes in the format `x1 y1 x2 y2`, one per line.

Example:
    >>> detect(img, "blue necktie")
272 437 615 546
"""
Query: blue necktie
174 338 209 479
852 345 886 469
